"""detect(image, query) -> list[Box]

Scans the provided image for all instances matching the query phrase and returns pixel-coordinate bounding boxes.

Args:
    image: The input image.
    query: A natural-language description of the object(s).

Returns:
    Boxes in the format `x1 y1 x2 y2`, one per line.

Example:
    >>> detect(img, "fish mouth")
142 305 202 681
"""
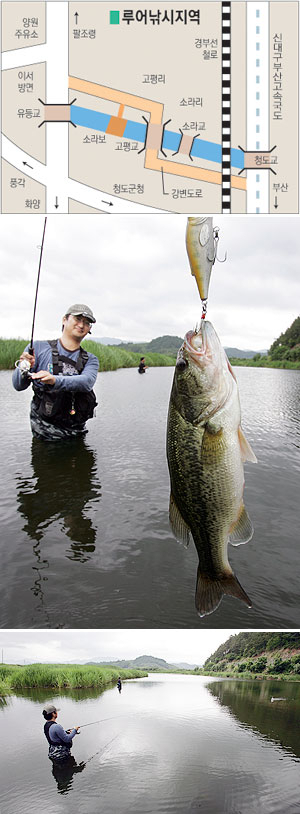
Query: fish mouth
184 323 208 361
176 325 208 373
177 321 225 376
184 320 224 363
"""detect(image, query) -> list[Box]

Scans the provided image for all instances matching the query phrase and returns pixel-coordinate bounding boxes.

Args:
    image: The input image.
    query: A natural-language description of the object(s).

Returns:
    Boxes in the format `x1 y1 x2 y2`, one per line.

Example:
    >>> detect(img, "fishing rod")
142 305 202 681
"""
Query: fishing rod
29 216 47 354
15 216 47 375
71 714 130 730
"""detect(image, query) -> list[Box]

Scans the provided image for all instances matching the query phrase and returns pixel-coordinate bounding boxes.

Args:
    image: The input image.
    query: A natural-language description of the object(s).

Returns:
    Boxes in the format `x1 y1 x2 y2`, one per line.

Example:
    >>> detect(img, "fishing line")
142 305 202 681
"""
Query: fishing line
86 733 119 766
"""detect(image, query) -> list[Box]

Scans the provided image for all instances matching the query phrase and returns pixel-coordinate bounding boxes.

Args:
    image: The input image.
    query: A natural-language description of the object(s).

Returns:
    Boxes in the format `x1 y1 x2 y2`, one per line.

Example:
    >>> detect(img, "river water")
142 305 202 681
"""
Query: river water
0 365 299 628
1 674 300 814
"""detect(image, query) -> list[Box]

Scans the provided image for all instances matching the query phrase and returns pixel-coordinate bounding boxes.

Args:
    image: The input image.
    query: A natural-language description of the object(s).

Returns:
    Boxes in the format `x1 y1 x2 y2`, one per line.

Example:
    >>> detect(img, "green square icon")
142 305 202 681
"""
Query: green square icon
110 10 120 24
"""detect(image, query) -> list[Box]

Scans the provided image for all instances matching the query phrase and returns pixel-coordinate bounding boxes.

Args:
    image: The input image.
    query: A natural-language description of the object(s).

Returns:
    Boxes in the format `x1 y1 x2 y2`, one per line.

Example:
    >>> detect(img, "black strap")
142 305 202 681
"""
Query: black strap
44 720 67 746
48 340 88 375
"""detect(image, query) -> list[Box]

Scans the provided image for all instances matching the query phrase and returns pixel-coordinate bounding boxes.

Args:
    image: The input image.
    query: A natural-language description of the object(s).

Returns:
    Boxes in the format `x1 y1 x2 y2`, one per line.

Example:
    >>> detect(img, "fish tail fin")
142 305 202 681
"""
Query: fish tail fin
195 569 252 617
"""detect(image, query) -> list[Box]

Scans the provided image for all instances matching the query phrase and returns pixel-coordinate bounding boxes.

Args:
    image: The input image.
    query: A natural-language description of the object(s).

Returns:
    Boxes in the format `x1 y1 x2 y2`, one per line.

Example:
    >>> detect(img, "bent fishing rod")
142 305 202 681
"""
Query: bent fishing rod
15 216 47 375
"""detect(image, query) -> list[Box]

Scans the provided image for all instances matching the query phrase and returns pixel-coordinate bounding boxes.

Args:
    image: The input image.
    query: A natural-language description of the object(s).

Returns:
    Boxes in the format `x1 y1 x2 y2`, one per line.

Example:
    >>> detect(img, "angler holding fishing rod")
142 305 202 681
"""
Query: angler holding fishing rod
43 704 125 763
12 218 99 441
43 703 81 763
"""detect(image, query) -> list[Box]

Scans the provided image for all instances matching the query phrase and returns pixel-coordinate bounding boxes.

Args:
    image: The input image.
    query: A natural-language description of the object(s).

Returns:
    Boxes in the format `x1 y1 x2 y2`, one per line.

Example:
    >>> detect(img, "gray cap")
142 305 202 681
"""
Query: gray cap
43 703 60 714
65 304 96 323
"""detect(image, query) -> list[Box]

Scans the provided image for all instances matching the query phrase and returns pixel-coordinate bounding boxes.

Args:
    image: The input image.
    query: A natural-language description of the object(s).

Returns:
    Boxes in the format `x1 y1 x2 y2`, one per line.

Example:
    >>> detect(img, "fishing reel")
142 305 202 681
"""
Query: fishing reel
15 358 32 378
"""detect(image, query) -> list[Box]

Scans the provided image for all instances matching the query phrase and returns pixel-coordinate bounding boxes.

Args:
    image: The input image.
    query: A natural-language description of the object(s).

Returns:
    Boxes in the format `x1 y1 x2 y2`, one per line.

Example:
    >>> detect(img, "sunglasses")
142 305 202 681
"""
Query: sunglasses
73 315 91 327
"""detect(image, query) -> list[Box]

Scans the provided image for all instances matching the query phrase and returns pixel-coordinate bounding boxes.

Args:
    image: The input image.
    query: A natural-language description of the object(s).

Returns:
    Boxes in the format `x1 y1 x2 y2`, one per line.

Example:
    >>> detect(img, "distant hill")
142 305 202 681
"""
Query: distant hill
225 347 267 359
85 654 198 670
114 335 183 357
86 655 174 670
110 335 265 359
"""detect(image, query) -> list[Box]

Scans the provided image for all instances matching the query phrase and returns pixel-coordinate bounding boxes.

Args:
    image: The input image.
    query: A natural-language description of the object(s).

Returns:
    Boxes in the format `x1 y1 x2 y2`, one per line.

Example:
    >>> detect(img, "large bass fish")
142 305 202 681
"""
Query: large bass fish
166 320 257 617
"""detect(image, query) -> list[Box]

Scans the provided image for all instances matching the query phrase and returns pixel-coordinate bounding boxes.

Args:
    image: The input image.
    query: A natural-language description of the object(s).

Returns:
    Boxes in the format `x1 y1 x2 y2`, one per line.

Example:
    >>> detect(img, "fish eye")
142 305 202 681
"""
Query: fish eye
176 358 188 372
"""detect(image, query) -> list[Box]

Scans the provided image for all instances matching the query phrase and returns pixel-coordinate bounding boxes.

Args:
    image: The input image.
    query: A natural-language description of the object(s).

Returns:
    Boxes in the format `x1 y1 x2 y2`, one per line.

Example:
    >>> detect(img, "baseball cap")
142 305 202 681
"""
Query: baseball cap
43 704 60 714
65 304 96 323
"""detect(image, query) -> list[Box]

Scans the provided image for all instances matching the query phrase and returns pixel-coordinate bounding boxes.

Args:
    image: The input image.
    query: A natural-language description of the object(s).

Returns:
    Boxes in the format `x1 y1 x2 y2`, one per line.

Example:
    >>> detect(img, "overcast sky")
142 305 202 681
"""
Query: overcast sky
0 629 247 666
0 215 299 350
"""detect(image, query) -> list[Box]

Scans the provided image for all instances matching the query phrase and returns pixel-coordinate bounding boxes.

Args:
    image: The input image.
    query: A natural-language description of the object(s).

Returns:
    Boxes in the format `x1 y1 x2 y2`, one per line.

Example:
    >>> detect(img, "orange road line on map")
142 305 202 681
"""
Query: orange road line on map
69 76 163 124
118 104 125 118
145 150 246 189
68 76 246 190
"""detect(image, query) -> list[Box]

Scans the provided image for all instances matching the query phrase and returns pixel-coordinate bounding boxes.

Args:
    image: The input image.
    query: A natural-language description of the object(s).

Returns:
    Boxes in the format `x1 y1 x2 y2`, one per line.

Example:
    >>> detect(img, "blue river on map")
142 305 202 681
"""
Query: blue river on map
70 105 244 168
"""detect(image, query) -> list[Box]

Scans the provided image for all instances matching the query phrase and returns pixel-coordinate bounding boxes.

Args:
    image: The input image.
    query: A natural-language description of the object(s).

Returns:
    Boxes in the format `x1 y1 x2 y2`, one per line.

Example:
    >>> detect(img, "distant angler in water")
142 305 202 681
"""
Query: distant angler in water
12 304 99 441
138 357 147 374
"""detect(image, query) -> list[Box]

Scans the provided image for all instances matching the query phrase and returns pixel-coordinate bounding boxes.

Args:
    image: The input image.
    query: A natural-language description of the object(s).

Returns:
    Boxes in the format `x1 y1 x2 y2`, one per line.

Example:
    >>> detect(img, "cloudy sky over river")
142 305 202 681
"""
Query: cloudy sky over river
0 629 242 665
1 215 299 349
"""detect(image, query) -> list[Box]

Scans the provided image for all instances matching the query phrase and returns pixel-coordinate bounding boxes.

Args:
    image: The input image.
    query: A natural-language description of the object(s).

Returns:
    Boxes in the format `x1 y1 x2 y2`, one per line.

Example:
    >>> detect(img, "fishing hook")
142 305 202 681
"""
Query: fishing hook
207 227 227 264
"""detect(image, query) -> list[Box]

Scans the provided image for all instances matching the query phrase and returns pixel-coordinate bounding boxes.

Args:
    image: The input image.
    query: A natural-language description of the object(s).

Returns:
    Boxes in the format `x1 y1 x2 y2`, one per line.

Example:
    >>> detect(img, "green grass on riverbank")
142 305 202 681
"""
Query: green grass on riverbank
228 356 300 370
0 664 147 695
200 669 300 681
0 339 175 371
2 338 299 371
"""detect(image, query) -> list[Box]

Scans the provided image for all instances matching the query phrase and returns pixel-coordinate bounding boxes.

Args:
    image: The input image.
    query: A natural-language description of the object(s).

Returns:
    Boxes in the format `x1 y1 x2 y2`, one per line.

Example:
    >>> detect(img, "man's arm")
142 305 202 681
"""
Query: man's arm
52 723 79 743
51 354 99 393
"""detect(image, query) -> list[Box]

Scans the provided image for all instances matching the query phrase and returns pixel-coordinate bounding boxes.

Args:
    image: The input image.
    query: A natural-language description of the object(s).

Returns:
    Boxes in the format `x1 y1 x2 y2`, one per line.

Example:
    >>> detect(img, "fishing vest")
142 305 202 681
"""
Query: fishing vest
44 720 71 749
32 340 97 427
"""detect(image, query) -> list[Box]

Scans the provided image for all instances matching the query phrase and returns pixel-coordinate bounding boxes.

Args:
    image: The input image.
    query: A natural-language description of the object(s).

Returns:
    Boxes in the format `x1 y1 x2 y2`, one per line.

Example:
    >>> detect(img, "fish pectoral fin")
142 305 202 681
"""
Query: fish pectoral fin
229 504 254 546
201 424 226 466
195 569 252 617
169 493 191 548
238 426 257 463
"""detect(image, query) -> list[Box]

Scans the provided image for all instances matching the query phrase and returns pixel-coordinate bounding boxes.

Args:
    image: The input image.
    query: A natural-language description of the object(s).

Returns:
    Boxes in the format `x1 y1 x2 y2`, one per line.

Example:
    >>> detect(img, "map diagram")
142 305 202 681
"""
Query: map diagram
1 1 299 213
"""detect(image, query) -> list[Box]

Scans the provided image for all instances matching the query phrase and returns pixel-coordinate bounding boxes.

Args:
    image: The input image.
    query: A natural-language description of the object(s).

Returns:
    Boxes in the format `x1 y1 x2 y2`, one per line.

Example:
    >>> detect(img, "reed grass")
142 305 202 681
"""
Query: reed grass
0 339 175 371
0 664 147 694
0 339 29 370
2 339 299 372
0 678 11 696
200 669 300 681
229 357 300 370
83 341 175 369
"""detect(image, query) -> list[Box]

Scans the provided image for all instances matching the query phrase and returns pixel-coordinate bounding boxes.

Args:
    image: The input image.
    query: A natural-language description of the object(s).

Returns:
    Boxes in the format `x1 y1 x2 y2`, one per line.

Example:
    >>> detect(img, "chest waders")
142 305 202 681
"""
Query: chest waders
44 721 72 763
32 340 97 428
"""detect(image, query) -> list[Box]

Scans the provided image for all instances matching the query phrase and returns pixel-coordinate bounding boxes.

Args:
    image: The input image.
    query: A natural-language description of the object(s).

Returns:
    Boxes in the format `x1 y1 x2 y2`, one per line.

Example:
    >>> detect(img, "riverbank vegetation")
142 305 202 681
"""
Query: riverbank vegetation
0 339 175 371
2 319 300 371
201 632 300 681
228 356 300 370
0 664 147 696
229 315 300 370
